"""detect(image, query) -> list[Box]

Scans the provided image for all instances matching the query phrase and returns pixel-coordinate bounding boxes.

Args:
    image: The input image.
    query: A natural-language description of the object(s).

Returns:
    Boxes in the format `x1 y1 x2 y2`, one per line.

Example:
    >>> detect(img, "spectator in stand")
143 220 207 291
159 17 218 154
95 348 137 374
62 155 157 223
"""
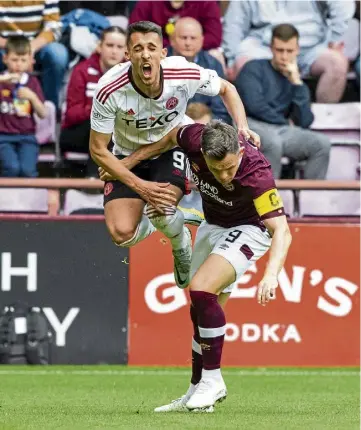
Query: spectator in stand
168 17 231 124
223 0 355 103
0 0 68 110
59 1 131 17
129 1 223 61
235 24 331 180
186 102 212 125
60 26 126 177
0 36 46 177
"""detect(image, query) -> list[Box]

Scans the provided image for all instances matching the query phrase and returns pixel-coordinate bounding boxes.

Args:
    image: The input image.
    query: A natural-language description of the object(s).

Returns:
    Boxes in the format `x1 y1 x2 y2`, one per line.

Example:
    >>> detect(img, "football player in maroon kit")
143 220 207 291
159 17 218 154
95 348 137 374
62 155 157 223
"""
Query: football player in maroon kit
102 119 292 412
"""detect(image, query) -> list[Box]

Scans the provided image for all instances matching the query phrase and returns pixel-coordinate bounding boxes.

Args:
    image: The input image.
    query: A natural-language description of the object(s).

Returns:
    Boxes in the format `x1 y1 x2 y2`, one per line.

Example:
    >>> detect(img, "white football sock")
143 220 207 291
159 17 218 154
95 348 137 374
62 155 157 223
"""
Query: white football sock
145 205 188 251
116 215 155 247
202 368 222 381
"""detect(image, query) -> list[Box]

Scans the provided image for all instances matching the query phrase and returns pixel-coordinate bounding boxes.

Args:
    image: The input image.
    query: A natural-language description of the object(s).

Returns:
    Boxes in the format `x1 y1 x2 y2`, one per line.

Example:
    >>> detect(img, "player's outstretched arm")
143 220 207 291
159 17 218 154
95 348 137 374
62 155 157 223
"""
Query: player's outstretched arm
124 126 180 168
218 79 261 147
90 129 147 189
98 127 179 181
257 215 292 306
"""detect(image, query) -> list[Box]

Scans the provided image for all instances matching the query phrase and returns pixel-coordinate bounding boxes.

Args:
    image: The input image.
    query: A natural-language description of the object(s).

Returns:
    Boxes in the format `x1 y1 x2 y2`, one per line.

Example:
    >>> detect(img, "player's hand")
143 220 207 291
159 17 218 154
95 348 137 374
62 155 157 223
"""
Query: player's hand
134 179 177 213
257 275 278 306
239 128 261 148
98 167 116 182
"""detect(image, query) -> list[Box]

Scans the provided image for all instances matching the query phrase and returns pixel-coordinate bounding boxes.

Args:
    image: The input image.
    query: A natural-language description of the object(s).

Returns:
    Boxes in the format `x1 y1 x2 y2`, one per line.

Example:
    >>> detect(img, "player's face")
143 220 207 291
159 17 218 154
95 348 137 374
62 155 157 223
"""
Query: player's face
204 150 243 186
126 32 167 87
98 32 126 70
271 37 299 69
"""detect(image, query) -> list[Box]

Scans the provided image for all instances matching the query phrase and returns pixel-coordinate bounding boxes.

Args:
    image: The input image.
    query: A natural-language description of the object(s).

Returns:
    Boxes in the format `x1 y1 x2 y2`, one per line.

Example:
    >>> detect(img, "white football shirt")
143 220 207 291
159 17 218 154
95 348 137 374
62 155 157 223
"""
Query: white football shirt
91 56 221 156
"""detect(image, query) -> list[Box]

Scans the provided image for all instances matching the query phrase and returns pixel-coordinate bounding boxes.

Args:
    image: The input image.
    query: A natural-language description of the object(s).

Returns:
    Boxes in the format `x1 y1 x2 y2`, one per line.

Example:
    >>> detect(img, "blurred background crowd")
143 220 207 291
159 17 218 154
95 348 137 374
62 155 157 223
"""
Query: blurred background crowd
0 0 359 216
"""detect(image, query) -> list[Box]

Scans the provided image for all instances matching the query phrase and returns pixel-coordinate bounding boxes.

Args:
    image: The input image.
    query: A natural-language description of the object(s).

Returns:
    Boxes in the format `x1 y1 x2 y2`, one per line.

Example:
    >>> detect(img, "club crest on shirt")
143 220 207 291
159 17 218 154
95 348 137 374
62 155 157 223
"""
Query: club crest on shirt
166 97 178 110
222 183 235 191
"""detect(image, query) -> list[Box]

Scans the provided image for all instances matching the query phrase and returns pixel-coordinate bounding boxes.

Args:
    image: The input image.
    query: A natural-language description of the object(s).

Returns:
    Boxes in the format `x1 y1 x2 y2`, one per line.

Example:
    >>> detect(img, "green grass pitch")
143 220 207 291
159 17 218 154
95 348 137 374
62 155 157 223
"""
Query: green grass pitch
0 366 359 429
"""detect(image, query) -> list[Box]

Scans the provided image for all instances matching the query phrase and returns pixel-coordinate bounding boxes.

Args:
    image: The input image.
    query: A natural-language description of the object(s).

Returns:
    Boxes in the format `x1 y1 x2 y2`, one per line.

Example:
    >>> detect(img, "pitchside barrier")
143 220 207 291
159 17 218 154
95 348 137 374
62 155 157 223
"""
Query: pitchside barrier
0 218 129 364
0 179 359 365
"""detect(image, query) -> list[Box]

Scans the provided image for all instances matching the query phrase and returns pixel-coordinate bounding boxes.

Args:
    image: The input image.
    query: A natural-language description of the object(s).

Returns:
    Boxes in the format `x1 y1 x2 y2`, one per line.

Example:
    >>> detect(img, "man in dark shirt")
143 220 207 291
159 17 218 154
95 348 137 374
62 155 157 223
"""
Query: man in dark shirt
235 23 331 179
108 120 292 412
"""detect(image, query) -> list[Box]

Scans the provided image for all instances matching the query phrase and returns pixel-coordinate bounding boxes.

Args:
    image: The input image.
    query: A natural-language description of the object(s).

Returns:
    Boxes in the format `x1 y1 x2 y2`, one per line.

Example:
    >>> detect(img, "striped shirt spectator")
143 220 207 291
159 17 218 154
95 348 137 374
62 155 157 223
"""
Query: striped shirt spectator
0 0 61 42
0 0 68 109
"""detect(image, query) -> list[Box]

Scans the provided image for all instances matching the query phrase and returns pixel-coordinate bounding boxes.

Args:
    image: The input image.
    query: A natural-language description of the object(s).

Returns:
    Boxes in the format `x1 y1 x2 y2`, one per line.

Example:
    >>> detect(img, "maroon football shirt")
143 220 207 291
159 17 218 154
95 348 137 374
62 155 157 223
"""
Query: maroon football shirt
0 73 45 135
177 123 285 228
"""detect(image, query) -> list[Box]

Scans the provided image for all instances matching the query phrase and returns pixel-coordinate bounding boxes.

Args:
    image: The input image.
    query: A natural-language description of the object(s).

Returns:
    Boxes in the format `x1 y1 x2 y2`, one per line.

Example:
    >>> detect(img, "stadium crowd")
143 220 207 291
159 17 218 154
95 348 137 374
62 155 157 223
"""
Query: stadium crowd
0 0 359 212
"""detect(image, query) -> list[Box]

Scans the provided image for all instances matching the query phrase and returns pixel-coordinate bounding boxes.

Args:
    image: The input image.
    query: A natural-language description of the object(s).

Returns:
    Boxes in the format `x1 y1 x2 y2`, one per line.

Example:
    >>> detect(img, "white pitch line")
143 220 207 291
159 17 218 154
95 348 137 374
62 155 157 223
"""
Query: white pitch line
0 370 358 376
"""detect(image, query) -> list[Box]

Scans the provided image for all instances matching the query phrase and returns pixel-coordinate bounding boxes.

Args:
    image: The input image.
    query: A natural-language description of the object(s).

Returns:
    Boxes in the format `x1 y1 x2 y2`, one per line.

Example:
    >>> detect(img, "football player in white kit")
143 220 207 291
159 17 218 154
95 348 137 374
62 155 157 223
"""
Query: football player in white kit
89 21 259 289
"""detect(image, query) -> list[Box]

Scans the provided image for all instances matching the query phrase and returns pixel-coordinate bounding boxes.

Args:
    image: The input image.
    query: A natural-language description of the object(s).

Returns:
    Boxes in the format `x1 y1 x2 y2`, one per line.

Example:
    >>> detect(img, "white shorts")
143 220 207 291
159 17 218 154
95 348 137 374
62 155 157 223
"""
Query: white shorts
190 221 272 293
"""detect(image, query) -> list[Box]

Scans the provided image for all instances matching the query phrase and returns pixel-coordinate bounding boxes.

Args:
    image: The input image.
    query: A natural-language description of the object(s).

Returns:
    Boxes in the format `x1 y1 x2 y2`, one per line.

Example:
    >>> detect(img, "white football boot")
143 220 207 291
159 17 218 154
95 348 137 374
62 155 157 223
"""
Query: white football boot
186 377 227 410
173 226 192 289
154 384 214 413
178 206 204 226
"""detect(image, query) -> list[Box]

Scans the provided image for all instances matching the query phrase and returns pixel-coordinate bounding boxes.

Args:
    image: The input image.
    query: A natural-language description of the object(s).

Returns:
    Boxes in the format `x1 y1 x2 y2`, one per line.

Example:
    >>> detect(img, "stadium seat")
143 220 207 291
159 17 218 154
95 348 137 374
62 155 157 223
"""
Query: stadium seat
311 103 360 143
311 103 360 179
326 144 360 180
107 15 128 30
299 190 360 217
0 188 49 213
35 101 59 165
279 190 294 218
35 101 57 145
63 152 89 162
63 189 104 215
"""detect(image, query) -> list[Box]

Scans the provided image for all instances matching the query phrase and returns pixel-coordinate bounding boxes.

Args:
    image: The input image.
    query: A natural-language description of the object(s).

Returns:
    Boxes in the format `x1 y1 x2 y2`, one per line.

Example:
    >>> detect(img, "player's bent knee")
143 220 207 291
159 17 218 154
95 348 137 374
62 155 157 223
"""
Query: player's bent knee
189 280 215 294
108 225 138 247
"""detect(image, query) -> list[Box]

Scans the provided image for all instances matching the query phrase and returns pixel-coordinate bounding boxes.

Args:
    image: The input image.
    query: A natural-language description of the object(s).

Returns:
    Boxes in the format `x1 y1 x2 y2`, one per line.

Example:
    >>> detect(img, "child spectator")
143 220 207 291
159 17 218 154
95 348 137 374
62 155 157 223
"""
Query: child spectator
0 36 46 177
0 0 67 110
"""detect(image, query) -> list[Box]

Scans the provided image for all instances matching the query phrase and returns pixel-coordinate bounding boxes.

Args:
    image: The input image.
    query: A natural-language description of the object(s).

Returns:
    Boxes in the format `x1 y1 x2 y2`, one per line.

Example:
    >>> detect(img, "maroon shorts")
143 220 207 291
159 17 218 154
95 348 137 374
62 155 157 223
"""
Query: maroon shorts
103 147 189 205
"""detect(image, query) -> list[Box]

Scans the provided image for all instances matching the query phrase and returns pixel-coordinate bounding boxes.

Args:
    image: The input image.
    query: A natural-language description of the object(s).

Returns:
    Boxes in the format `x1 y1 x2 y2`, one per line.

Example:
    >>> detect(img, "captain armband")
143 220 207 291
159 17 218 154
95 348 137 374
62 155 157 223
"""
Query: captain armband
253 188 285 220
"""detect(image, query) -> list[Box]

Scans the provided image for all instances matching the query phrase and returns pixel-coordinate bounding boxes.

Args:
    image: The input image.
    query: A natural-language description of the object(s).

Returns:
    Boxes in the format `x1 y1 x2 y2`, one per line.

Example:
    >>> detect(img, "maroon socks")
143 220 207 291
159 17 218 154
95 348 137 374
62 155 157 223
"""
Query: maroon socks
190 291 226 371
190 304 203 385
